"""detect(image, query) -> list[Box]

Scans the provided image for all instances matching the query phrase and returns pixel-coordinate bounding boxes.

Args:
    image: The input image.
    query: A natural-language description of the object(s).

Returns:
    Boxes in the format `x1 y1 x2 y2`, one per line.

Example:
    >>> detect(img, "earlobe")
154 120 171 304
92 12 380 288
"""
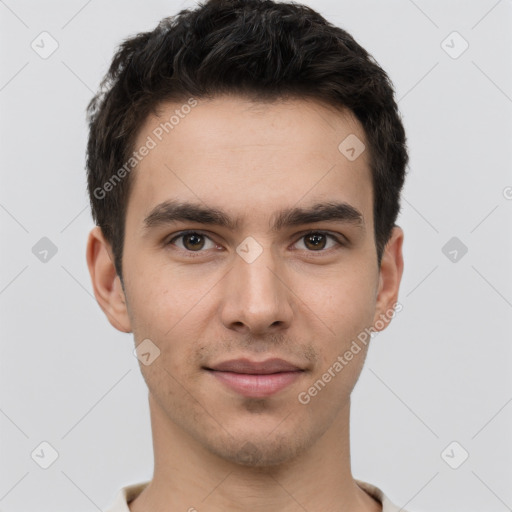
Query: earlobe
373 226 404 332
86 226 132 333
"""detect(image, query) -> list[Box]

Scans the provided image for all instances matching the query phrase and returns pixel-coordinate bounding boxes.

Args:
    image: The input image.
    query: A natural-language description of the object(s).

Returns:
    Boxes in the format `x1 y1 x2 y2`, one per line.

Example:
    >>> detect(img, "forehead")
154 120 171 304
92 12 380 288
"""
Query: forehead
126 95 373 231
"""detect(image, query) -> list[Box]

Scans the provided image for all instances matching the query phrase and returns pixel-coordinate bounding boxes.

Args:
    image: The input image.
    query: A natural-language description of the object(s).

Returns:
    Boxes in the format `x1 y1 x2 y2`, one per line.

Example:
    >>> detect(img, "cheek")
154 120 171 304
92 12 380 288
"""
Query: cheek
124 270 210 378
124 259 195 338
300 265 377 333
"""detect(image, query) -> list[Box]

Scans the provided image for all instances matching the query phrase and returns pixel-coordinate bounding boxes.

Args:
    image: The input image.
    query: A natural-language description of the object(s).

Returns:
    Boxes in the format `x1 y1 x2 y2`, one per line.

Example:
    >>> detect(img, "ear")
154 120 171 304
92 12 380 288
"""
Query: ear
86 226 132 333
372 226 404 331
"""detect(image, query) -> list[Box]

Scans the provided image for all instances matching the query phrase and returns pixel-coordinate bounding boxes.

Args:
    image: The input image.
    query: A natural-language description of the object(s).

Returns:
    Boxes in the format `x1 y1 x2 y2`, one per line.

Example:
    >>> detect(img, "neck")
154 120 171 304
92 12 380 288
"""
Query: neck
129 394 381 512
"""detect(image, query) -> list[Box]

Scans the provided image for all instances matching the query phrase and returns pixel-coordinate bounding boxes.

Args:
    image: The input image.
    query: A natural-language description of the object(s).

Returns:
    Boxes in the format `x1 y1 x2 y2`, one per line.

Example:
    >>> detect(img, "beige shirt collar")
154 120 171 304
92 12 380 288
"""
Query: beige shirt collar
105 479 408 511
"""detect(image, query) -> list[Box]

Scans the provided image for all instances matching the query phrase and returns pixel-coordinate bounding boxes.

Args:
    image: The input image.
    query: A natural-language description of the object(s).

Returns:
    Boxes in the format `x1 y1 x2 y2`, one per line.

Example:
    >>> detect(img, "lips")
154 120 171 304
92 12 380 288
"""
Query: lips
205 358 304 398
208 358 303 374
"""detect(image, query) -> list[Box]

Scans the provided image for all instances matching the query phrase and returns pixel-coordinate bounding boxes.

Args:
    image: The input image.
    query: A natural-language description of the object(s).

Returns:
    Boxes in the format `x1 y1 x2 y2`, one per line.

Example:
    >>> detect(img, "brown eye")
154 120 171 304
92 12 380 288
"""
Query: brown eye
294 231 342 252
182 233 205 251
304 233 327 250
168 231 216 252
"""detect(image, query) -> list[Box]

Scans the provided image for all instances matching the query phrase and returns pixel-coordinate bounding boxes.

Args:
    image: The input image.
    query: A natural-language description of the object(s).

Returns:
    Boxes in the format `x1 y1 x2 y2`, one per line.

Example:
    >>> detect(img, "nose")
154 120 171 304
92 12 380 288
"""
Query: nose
219 242 294 335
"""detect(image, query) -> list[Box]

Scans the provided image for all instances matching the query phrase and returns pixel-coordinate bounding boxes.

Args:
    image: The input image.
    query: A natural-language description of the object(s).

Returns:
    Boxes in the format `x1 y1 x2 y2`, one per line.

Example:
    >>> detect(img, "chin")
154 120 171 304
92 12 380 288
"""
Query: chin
206 429 311 469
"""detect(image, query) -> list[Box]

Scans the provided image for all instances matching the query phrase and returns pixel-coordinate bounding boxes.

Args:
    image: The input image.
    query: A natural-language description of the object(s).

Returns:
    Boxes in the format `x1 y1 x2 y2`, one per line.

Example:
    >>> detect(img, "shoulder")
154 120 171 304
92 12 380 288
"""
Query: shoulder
355 479 410 512
104 481 151 512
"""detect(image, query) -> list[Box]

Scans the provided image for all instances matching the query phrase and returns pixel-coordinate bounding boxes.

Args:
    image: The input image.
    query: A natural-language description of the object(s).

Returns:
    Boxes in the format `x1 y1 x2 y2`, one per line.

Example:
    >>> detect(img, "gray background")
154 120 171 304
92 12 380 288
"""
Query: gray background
1 0 511 511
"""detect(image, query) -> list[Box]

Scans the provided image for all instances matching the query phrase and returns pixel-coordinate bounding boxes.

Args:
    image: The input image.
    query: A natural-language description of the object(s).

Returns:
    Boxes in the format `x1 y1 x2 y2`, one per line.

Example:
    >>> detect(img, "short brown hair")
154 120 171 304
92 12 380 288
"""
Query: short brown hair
86 0 408 280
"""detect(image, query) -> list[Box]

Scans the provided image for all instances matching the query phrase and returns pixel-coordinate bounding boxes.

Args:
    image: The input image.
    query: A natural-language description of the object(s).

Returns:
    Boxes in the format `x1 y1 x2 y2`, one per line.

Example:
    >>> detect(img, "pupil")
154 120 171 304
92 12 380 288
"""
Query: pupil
306 233 325 250
185 233 204 250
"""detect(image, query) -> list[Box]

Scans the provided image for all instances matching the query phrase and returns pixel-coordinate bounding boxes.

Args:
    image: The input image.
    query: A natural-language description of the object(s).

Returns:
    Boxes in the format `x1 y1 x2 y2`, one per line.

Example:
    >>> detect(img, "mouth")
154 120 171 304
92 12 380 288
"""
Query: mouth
204 358 305 398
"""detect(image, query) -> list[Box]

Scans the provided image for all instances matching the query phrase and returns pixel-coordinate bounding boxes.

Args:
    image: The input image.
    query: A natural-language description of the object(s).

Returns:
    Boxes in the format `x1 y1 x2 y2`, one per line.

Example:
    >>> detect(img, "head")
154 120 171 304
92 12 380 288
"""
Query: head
86 0 407 467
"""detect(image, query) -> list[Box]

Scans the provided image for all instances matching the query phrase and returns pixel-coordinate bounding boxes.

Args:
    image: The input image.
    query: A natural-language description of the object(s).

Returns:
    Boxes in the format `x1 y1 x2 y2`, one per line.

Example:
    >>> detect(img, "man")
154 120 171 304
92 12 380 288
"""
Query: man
85 0 408 510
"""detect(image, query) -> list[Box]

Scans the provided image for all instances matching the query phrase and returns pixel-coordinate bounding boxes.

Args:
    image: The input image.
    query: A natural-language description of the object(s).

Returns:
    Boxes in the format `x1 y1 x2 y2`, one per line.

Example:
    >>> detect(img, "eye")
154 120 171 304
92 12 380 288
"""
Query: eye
166 230 345 255
167 231 218 252
293 231 344 252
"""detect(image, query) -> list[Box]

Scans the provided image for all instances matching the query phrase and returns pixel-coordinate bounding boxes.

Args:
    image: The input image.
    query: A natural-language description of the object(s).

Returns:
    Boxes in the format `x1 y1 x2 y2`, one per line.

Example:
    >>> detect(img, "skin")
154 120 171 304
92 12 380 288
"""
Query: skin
87 95 404 512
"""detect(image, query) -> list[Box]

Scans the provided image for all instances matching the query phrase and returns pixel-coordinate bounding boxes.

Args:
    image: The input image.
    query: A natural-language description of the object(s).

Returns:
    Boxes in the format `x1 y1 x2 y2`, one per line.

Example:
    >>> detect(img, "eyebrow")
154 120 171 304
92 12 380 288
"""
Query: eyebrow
142 199 365 234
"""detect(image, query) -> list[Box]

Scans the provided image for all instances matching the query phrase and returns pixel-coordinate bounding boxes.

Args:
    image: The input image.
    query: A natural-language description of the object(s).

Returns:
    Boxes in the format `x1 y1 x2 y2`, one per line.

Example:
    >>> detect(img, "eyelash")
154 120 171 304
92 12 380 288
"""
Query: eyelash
165 230 346 257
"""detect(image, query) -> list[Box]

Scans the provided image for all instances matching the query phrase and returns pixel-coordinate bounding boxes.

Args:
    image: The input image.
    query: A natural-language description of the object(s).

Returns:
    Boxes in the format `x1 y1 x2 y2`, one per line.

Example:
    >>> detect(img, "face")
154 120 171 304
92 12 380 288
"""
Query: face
88 95 403 467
